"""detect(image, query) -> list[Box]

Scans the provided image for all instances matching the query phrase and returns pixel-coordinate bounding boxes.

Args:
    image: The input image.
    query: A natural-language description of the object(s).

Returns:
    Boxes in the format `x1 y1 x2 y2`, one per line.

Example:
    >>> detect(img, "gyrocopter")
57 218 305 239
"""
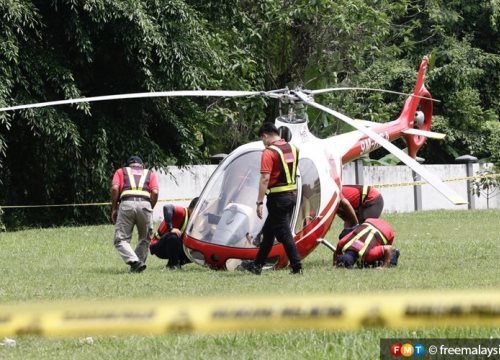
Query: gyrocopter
0 56 466 270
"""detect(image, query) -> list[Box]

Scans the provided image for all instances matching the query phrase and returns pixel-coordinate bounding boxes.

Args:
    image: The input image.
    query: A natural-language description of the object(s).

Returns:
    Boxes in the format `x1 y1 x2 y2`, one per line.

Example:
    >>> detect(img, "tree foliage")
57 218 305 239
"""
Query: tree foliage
0 0 498 228
472 167 500 209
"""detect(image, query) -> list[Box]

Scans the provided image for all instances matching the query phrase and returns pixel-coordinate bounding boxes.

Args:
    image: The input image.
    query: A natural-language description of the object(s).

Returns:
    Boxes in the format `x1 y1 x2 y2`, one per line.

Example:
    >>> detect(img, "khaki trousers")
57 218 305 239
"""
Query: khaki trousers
113 199 153 264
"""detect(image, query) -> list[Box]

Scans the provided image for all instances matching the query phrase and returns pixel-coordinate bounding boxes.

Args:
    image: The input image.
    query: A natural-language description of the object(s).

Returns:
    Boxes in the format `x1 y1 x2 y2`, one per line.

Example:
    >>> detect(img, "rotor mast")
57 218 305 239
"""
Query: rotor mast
270 88 316 145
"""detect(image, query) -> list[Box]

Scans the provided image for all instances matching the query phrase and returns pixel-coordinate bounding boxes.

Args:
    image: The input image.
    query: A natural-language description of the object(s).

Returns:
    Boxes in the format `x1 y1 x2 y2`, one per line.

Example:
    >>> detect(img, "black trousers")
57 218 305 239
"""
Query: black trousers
255 192 301 269
150 233 191 266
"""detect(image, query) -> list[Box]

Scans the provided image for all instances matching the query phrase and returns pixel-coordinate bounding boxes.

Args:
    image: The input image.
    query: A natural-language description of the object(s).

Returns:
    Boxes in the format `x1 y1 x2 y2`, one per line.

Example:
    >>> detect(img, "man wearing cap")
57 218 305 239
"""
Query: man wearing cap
111 156 159 272
333 218 399 269
242 122 302 275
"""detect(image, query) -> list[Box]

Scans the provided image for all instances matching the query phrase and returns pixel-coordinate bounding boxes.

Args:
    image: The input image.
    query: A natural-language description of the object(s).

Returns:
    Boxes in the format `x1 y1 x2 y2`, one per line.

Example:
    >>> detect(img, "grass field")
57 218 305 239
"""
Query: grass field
1 209 499 359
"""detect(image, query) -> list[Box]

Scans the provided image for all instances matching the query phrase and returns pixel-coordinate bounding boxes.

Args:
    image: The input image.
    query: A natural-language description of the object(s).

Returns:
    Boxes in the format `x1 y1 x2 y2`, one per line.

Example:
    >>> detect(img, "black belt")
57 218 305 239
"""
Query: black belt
267 190 297 197
121 196 150 202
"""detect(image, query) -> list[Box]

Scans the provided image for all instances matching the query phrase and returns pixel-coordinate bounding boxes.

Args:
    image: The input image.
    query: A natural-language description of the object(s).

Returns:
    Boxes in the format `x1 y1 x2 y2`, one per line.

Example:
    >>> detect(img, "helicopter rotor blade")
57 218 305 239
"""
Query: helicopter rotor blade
294 91 467 205
308 87 440 102
0 90 262 112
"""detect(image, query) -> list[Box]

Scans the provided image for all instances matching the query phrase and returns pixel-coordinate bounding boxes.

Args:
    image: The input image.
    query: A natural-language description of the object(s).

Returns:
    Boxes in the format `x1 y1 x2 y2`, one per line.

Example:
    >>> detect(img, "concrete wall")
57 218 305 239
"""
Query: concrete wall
154 165 217 221
342 162 499 212
154 163 499 220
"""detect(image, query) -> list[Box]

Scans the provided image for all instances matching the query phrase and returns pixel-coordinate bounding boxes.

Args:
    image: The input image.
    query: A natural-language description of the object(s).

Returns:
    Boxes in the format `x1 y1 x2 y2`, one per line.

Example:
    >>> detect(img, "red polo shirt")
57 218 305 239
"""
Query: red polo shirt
341 185 380 208
150 206 187 247
260 139 287 188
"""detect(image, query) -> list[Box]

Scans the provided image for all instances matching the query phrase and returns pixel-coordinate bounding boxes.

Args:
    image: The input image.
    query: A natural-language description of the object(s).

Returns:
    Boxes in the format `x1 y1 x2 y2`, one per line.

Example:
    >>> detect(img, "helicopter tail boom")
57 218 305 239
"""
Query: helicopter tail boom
398 56 434 158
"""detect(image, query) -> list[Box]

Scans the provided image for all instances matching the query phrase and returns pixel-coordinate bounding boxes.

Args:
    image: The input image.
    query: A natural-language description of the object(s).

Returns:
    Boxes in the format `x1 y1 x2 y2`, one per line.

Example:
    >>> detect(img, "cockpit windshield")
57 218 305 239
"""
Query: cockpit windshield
187 151 267 248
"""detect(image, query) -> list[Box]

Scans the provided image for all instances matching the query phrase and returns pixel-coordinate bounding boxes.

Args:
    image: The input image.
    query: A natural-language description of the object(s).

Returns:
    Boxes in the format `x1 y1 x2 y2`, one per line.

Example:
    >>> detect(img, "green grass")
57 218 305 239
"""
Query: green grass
1 210 499 359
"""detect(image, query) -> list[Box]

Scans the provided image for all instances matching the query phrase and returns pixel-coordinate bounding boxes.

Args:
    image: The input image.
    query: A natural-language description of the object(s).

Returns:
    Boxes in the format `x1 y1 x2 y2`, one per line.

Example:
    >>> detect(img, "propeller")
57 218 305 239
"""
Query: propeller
294 91 467 205
0 86 441 113
0 90 262 112
0 84 464 205
308 87 440 102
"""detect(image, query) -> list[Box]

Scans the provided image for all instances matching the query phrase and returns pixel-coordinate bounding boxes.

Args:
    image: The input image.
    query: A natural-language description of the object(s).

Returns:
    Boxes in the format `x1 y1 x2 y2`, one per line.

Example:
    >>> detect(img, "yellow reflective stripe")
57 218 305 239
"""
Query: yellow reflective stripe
120 190 151 198
361 185 369 203
268 145 292 184
126 167 137 189
180 209 189 234
341 226 372 252
267 144 298 194
121 168 151 199
266 184 297 194
125 168 148 190
358 231 376 258
137 170 149 190
376 225 388 245
341 223 388 255
364 222 389 245
291 145 297 181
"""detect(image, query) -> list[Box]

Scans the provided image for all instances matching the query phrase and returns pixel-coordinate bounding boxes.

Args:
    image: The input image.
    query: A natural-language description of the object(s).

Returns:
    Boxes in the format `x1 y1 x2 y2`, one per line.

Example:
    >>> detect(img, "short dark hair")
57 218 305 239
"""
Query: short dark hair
188 197 199 209
258 122 279 137
336 251 357 268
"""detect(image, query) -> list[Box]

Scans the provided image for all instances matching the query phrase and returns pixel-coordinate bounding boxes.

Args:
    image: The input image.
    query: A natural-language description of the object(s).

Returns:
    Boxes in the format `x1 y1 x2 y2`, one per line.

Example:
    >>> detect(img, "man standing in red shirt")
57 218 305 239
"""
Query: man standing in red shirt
111 156 159 273
242 122 302 275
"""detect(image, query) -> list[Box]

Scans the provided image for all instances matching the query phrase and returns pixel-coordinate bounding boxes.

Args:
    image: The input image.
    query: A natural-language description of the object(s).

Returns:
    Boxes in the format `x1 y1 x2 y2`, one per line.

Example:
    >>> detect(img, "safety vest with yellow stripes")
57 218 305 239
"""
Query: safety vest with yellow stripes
348 184 370 208
341 221 391 263
152 207 189 241
266 142 299 194
120 166 152 200
360 185 369 207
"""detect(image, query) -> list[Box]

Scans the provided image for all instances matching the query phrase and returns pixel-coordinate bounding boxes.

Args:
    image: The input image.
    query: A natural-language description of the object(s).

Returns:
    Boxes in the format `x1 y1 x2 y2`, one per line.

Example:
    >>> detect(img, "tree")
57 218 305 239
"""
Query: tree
0 0 262 228
1 0 498 229
472 168 500 209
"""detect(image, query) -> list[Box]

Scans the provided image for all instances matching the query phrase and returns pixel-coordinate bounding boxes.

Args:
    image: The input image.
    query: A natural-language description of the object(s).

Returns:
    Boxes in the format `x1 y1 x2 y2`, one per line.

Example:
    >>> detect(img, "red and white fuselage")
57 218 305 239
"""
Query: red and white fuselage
183 58 434 270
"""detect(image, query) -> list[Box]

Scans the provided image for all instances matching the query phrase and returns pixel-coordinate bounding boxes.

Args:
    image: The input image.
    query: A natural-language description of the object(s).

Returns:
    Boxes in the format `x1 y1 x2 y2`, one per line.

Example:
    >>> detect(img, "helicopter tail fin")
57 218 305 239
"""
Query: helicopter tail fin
398 56 434 158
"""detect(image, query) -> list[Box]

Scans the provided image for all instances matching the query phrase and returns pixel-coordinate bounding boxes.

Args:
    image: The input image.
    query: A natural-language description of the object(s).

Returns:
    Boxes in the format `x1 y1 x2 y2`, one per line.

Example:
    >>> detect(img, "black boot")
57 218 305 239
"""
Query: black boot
241 261 262 275
290 264 303 274
165 260 182 270
129 260 146 273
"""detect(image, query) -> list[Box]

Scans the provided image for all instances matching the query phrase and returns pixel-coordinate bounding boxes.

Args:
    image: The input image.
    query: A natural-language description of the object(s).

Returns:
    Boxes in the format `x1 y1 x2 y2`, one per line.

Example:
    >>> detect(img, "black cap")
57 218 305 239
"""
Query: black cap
128 156 143 165
258 122 279 136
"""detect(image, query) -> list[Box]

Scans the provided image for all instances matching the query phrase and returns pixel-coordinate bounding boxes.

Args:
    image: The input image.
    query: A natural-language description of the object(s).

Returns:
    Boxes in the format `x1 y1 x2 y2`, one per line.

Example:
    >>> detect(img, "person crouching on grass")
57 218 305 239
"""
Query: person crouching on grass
149 197 198 270
333 218 400 269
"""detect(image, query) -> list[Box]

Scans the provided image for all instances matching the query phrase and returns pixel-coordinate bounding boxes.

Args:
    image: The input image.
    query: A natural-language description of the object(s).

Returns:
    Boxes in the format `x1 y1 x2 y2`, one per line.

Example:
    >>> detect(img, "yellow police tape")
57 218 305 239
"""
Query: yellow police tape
0 198 193 209
0 291 498 337
374 173 500 189
1 173 499 209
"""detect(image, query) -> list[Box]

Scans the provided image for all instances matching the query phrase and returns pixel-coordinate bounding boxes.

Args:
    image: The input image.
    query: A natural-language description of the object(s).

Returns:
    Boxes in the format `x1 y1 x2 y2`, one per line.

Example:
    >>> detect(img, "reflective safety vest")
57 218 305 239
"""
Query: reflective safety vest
120 166 152 200
266 142 298 194
347 184 370 208
360 185 369 207
341 218 393 262
152 207 189 241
